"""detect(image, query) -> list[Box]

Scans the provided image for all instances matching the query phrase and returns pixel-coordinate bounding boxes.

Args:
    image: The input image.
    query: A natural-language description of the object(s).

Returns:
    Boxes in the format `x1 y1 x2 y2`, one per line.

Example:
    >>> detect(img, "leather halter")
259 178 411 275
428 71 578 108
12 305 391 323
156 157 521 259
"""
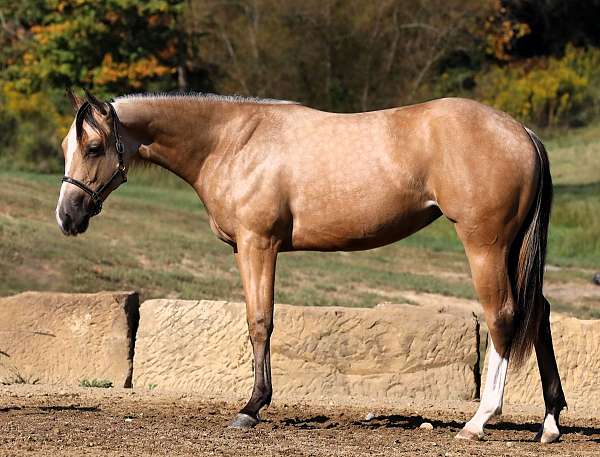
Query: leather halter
62 102 127 216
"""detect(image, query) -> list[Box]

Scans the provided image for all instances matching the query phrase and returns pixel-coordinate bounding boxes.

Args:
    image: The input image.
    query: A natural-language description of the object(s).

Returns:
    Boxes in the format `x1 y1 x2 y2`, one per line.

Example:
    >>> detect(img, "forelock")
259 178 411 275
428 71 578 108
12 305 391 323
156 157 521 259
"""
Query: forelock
75 102 108 147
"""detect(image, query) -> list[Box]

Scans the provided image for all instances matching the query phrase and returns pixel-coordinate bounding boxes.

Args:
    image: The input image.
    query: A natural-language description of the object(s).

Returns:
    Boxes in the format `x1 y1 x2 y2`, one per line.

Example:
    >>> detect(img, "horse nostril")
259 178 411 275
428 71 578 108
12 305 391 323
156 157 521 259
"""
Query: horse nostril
58 209 73 233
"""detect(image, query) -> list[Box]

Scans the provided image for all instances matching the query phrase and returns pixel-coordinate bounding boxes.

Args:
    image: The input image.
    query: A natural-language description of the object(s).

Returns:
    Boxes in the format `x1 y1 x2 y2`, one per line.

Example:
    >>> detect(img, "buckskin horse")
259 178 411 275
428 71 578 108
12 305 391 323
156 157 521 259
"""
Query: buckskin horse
55 90 566 443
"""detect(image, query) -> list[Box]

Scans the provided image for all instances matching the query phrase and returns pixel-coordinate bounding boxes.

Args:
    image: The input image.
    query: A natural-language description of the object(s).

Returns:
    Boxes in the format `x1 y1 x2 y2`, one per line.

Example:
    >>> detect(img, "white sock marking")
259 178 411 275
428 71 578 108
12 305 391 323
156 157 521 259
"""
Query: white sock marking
463 340 508 436
542 412 559 437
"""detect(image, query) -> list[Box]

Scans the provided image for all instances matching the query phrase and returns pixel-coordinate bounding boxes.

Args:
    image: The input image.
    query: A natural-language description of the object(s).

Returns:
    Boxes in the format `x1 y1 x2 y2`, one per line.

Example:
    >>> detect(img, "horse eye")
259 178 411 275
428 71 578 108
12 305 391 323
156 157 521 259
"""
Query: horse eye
86 144 104 156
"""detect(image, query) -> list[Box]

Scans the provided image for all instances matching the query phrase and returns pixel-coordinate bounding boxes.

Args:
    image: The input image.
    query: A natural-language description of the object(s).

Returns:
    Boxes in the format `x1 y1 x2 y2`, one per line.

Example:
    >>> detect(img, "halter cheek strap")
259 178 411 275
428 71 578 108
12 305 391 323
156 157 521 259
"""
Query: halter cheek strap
61 102 127 217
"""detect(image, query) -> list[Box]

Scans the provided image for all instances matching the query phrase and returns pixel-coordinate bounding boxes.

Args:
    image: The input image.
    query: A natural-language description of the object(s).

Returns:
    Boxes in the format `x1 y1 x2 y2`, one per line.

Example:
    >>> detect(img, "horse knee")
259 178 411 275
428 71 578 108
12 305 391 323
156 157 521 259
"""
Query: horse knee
247 318 273 343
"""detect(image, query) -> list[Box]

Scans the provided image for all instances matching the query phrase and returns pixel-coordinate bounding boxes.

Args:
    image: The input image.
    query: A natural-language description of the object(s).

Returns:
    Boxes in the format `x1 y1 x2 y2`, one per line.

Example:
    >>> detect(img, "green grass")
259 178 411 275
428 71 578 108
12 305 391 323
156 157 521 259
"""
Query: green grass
79 378 113 388
0 124 598 317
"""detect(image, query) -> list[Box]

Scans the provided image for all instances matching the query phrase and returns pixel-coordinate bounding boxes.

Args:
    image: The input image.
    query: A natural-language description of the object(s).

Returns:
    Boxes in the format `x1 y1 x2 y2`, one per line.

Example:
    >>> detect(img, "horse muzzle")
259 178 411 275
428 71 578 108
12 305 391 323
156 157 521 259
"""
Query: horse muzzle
56 194 92 236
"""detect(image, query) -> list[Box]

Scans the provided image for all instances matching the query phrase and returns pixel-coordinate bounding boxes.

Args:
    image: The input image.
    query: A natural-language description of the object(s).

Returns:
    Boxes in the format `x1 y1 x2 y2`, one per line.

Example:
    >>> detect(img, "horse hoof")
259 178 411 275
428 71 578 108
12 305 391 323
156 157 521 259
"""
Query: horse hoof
229 413 259 429
455 427 484 441
535 430 560 444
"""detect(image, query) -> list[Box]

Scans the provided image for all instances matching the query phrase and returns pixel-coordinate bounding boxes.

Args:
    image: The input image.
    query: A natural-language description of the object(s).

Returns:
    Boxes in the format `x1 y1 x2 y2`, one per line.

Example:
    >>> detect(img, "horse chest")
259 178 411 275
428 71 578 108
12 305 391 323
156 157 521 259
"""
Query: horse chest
207 214 236 246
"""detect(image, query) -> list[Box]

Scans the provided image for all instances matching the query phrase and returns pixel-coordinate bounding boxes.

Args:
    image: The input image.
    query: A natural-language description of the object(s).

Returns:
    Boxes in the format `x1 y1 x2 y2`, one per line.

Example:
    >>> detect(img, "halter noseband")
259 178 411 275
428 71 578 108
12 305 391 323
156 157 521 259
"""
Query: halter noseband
62 102 127 216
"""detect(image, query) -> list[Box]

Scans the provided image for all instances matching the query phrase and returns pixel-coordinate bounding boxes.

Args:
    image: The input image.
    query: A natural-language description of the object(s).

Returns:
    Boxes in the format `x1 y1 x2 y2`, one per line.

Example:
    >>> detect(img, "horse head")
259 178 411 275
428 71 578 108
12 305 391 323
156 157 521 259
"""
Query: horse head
56 90 130 235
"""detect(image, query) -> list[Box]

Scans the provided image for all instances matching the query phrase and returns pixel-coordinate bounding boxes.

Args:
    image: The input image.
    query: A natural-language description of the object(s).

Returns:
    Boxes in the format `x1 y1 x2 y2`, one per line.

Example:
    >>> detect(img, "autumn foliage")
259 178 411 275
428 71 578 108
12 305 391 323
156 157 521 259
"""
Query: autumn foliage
1 0 600 171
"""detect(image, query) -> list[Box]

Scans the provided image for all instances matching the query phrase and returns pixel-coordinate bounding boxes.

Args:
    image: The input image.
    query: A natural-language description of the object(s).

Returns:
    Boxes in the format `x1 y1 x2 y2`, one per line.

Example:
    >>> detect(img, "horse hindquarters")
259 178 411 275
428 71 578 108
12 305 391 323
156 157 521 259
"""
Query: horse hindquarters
456 127 565 442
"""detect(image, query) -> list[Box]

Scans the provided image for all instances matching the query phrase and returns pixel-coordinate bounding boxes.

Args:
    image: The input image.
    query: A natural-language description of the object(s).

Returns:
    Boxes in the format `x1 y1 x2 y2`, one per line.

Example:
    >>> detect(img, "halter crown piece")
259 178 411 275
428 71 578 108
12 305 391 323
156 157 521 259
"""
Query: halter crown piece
61 102 127 216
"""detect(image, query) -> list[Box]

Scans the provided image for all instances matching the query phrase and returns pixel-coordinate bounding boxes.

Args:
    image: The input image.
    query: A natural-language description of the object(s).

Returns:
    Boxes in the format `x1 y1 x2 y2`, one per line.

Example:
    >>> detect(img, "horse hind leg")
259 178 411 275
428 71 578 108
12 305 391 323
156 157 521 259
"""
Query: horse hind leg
455 235 516 440
534 296 567 443
458 338 509 440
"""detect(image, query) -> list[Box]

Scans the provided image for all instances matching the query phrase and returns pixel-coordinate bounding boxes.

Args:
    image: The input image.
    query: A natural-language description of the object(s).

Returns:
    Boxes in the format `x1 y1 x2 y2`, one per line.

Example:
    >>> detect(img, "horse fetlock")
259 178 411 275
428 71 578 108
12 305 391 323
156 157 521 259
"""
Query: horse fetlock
240 392 270 418
263 391 272 406
535 413 561 444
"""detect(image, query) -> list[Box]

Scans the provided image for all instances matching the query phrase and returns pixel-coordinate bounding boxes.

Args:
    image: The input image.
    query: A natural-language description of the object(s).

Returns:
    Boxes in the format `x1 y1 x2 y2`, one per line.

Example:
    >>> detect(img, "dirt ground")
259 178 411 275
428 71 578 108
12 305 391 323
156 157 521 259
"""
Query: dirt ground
1 386 598 456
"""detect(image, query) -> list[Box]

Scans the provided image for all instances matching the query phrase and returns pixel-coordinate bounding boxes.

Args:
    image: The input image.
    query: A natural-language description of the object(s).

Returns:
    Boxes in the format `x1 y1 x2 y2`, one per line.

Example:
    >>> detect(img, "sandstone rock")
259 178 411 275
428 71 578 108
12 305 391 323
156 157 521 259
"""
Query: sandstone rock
134 300 479 402
0 291 138 387
481 313 600 410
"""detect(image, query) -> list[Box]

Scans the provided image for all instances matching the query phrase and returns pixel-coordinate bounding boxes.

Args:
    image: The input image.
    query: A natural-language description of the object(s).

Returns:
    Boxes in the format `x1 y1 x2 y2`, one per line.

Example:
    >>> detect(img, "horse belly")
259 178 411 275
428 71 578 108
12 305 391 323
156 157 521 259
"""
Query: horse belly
289 197 441 251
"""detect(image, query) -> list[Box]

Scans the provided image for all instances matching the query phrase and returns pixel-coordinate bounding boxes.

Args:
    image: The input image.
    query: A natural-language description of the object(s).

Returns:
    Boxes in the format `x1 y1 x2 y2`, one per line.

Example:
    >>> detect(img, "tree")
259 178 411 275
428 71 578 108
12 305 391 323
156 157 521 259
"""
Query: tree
1 0 185 97
185 0 486 111
0 0 188 171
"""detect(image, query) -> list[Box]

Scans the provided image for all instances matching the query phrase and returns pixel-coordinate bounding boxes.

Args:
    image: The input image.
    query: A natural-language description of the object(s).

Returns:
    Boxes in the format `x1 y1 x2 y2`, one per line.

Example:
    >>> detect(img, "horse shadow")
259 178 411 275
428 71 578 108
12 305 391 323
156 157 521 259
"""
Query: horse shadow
277 412 600 442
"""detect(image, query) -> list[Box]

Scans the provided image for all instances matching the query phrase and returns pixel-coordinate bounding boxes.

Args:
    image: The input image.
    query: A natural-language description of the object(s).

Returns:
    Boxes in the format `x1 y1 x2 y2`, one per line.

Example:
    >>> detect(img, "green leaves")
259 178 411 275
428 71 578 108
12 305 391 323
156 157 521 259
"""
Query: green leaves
1 0 183 96
0 0 184 171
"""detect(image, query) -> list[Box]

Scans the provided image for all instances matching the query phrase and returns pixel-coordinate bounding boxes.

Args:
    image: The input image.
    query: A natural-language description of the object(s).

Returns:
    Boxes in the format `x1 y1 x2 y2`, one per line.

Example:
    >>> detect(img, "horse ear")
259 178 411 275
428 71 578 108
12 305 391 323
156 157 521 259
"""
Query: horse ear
84 89 109 116
66 88 84 112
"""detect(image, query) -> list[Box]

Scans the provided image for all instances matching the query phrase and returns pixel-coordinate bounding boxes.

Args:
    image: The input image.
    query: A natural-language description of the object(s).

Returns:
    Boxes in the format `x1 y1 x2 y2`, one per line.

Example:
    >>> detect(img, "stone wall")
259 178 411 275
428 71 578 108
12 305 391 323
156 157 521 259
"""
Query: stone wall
0 291 138 387
133 300 480 401
483 313 600 410
1 291 597 409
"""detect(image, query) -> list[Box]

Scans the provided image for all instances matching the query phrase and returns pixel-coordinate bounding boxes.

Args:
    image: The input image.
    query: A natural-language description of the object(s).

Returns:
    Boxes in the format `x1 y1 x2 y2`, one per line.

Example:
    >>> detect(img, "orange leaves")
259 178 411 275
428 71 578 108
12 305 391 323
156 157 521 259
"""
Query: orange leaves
484 17 531 61
105 11 120 24
91 53 174 88
481 0 532 61
158 40 177 61
31 21 75 45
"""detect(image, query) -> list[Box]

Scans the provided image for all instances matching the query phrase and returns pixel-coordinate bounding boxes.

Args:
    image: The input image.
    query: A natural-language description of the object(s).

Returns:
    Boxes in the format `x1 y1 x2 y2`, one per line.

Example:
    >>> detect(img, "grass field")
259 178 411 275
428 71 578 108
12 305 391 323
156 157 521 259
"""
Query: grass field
1 124 599 317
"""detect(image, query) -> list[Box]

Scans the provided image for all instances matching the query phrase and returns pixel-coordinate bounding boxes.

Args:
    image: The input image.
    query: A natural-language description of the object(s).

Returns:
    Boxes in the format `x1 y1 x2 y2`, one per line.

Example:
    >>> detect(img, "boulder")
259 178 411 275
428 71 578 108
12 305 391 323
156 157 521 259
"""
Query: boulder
134 300 480 401
0 291 139 387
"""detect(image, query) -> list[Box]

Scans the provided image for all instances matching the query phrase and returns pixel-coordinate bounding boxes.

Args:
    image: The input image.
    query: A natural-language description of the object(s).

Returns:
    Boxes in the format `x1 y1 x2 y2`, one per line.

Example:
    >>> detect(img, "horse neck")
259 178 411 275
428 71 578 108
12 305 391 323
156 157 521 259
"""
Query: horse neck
114 97 255 187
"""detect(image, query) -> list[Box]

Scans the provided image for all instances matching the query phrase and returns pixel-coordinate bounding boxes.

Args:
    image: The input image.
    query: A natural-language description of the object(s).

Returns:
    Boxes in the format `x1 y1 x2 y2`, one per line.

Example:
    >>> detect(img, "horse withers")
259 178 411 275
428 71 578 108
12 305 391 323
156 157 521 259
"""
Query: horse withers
56 90 566 443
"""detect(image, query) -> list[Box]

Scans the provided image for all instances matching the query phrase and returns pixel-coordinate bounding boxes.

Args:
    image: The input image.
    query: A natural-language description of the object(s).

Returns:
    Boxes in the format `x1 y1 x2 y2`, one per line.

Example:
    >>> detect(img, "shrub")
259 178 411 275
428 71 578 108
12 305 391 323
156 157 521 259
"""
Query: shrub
0 83 68 172
79 378 113 388
475 45 600 127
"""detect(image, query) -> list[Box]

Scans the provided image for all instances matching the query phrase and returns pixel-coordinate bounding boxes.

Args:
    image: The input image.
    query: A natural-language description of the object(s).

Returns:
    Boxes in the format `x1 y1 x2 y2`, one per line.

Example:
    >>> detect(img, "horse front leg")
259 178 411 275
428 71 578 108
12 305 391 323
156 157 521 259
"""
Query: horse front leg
229 233 279 428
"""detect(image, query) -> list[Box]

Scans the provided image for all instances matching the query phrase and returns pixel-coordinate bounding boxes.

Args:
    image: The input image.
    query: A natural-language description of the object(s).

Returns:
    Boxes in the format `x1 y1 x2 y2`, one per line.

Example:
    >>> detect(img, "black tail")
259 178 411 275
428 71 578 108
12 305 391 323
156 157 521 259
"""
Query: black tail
509 127 553 367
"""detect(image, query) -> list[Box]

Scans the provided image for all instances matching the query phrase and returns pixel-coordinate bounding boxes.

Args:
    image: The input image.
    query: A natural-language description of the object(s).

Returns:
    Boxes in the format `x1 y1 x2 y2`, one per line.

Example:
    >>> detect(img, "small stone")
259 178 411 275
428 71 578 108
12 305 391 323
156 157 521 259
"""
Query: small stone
506 441 514 447
124 417 133 422
420 422 434 430
365 412 375 421
445 453 452 457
